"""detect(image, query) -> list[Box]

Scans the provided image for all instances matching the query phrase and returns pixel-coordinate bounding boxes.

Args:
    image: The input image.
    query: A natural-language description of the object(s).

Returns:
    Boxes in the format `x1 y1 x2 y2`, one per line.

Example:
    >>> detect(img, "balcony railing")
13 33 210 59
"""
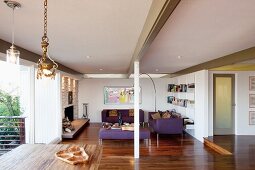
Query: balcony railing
0 116 25 156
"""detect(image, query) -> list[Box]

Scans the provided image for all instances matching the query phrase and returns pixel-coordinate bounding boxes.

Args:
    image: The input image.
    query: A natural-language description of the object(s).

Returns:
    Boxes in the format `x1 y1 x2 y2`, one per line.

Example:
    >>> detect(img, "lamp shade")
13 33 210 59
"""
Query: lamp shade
6 45 20 64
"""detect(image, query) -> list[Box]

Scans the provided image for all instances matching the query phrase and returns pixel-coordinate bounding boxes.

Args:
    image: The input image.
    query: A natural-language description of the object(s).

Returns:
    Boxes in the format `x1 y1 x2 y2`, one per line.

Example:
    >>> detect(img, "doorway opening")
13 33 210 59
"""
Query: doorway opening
213 74 235 135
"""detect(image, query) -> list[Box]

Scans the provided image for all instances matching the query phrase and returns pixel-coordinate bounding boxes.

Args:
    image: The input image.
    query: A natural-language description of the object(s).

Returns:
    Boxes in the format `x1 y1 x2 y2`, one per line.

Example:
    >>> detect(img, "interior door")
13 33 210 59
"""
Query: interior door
213 74 235 135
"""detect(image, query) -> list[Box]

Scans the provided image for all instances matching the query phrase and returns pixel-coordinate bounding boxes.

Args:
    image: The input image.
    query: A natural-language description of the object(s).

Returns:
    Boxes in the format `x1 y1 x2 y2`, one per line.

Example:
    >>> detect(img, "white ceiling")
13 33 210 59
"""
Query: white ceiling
0 0 152 74
1 0 255 75
141 0 255 73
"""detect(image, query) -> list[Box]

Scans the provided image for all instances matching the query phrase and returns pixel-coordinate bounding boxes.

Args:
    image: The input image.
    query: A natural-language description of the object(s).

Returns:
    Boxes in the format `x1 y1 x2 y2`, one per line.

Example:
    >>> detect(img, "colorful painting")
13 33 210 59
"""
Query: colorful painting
104 86 141 104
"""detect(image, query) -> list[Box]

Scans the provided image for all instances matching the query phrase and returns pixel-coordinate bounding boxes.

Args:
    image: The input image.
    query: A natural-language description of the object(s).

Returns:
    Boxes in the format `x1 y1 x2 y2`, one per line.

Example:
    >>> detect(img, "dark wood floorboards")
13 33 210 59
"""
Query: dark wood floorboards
207 135 255 153
61 123 255 170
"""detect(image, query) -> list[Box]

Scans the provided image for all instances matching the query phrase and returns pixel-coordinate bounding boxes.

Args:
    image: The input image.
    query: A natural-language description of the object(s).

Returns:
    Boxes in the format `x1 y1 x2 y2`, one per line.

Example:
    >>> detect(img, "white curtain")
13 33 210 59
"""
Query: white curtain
19 65 32 143
34 71 61 144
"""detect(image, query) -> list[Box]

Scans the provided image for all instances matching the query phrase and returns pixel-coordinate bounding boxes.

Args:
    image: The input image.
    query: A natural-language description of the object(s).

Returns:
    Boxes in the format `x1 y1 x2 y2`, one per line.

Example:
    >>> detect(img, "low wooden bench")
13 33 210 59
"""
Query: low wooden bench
62 119 89 139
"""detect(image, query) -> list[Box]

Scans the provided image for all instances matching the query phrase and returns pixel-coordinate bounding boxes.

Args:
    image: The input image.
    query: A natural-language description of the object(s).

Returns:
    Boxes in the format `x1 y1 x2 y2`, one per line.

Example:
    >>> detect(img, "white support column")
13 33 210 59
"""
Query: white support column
29 65 35 144
134 61 140 159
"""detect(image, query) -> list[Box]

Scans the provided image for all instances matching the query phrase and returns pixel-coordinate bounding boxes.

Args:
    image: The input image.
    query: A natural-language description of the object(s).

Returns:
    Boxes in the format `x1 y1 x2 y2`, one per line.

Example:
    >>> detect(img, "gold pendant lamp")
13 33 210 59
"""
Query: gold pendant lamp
37 0 58 79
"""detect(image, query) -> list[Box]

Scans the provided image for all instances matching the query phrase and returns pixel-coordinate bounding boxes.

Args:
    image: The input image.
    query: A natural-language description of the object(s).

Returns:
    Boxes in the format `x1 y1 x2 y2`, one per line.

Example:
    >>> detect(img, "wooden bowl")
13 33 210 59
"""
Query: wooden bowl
55 146 89 165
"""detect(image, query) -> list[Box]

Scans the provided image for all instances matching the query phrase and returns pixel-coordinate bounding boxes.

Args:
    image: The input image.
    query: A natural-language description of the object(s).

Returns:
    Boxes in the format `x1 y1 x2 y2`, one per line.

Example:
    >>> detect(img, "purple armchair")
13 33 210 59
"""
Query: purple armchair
148 112 183 135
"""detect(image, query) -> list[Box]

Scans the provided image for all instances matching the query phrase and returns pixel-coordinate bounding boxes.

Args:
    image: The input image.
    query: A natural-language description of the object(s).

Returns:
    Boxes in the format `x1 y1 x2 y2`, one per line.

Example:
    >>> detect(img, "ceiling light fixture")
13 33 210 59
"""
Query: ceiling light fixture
4 0 21 64
37 0 58 79
177 56 182 59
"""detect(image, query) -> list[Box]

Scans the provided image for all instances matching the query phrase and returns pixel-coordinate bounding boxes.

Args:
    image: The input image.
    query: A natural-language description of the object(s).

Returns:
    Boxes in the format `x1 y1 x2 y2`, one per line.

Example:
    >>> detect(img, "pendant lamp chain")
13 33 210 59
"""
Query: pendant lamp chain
11 7 14 45
43 0 47 41
37 0 58 79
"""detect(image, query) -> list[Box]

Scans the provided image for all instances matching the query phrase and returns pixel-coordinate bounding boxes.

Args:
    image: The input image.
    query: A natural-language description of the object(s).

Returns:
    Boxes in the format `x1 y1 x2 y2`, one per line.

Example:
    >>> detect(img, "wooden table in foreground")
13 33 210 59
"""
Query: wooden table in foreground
0 144 102 170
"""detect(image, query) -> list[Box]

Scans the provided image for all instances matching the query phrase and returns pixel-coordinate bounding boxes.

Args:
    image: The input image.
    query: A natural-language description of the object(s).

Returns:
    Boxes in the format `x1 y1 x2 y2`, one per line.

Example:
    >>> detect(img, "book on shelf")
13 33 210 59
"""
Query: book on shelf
167 96 175 104
180 84 187 92
168 84 175 92
168 97 189 108
188 83 195 88
168 84 189 92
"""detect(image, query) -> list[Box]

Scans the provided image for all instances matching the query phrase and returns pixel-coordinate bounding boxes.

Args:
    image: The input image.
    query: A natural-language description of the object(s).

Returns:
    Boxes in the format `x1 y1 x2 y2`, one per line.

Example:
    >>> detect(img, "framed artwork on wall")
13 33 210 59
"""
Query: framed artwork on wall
249 76 255 91
249 94 255 108
103 86 141 105
249 111 255 125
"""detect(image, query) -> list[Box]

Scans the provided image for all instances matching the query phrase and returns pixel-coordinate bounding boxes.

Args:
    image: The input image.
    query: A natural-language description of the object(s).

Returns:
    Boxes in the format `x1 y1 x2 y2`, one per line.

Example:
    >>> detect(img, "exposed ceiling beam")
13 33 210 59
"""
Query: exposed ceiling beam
210 64 255 71
163 46 255 78
0 39 81 75
127 0 181 77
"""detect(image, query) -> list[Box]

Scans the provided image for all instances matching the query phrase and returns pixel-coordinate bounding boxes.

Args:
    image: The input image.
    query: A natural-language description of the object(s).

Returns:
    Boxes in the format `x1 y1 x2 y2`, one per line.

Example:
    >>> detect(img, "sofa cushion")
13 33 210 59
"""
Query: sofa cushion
158 110 170 117
151 112 161 119
162 111 171 119
128 109 134 117
108 110 118 117
102 109 144 123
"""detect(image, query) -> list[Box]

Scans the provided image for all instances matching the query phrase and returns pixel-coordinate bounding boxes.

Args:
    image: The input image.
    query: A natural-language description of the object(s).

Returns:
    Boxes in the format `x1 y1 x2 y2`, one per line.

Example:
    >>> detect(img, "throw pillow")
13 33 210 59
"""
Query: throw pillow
151 112 161 119
162 112 171 119
129 109 134 117
108 110 118 117
158 110 171 117
171 112 181 118
157 110 163 117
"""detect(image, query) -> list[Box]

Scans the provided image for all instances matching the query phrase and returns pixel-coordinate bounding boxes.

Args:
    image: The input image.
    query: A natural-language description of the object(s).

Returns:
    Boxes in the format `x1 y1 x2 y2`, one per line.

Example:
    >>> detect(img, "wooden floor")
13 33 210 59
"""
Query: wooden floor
62 123 255 170
207 135 255 154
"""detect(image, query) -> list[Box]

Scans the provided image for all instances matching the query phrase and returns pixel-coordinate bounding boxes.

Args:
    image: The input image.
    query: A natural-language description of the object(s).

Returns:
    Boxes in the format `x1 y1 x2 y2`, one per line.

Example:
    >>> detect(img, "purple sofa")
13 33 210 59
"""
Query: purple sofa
101 109 144 123
148 112 183 135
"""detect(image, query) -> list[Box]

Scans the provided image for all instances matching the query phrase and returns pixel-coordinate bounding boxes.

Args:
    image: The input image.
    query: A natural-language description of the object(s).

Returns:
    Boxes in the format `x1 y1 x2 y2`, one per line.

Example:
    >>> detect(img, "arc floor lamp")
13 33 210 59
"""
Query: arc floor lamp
142 73 157 112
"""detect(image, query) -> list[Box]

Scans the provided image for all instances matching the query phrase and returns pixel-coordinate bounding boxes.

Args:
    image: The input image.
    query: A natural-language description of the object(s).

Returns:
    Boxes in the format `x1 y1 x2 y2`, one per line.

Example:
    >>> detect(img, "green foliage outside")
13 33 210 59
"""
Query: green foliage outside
0 89 23 146
0 89 22 116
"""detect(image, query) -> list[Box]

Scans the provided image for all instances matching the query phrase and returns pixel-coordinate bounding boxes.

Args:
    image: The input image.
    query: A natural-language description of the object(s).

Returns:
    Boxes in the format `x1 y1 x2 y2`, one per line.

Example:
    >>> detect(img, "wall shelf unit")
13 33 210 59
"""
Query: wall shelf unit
167 83 195 108
167 74 196 130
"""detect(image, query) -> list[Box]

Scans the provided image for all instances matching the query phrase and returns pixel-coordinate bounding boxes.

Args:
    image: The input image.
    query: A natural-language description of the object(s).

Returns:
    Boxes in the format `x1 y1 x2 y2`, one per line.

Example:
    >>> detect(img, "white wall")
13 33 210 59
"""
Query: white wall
78 78 172 122
194 70 209 142
209 71 255 136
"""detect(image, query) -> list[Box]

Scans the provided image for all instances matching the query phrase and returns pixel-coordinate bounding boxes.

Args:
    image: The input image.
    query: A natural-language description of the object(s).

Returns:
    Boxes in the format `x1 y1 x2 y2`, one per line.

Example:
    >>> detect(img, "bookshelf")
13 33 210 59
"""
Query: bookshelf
167 81 195 130
167 83 195 108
